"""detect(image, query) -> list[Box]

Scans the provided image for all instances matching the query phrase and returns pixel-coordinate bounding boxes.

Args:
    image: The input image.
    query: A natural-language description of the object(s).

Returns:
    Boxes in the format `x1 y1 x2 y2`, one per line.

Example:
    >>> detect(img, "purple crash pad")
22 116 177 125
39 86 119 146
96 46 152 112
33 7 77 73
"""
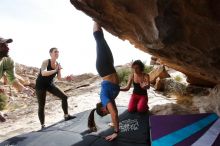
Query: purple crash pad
150 113 220 146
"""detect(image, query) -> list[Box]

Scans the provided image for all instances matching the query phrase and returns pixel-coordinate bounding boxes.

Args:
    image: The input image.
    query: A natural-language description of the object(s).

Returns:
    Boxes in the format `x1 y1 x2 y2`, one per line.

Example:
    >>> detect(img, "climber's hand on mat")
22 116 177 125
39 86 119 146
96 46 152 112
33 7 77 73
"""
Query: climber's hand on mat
105 133 118 141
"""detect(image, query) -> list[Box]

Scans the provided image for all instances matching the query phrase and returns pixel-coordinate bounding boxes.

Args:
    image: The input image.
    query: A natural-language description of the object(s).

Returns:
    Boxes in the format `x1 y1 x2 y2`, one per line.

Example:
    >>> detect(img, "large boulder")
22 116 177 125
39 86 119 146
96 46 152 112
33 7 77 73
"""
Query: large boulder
149 65 170 84
150 56 160 66
70 0 220 86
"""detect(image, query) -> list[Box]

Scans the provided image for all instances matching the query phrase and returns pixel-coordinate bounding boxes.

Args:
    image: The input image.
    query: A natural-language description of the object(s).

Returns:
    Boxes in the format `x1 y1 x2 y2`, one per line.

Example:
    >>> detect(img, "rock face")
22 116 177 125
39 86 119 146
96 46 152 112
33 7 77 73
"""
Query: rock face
149 65 170 84
70 0 220 85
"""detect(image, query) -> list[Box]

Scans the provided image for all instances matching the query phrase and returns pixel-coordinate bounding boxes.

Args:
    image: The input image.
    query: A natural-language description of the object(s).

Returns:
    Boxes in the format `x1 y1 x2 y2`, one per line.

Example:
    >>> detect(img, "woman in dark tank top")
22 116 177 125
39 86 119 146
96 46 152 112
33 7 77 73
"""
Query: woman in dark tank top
35 47 75 129
120 60 150 113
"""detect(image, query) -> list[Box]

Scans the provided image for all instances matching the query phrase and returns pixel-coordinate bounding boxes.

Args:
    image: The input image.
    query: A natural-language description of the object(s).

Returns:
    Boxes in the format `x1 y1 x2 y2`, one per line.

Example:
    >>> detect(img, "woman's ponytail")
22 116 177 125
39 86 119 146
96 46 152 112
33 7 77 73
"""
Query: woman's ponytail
88 108 97 132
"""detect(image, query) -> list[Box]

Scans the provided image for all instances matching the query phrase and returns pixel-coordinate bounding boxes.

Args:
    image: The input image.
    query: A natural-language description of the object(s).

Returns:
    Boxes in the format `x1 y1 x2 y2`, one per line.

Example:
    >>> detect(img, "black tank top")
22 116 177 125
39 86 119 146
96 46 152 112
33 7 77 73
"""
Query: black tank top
133 82 147 95
36 59 58 90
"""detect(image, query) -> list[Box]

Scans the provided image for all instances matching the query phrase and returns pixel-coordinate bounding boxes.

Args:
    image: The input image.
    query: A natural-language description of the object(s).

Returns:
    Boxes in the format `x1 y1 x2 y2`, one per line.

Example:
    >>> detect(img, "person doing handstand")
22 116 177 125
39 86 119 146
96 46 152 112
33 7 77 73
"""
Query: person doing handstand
88 22 120 141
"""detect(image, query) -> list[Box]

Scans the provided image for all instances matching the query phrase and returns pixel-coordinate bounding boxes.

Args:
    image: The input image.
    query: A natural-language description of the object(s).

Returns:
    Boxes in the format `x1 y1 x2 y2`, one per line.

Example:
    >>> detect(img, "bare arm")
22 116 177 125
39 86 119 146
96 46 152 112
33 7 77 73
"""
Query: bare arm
144 73 150 89
12 80 25 92
3 57 33 95
120 74 133 91
12 80 33 96
57 64 62 80
145 74 150 89
41 60 58 76
105 102 119 141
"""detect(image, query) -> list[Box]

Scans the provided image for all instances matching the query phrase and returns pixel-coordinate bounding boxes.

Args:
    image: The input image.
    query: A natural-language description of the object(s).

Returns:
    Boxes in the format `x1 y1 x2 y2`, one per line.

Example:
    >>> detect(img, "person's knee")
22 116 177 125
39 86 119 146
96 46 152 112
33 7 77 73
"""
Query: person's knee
128 99 137 112
137 108 146 113
128 102 137 112
128 106 136 112
62 95 68 101
59 93 68 101
137 104 147 113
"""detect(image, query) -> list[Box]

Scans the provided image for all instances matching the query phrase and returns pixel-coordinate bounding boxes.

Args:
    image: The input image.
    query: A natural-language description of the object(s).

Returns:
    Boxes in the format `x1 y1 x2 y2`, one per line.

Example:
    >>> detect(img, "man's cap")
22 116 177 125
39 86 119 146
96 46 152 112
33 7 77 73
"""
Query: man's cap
0 37 13 44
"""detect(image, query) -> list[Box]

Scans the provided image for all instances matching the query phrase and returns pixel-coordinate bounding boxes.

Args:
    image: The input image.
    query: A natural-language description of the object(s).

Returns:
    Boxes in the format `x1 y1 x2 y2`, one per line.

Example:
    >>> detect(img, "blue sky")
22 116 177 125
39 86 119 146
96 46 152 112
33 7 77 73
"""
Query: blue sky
0 0 151 76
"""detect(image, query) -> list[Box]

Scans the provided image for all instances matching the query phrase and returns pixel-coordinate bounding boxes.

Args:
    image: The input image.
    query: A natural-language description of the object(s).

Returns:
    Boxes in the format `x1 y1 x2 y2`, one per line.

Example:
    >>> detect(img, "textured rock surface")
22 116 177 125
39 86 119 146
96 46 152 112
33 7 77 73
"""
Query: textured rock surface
70 0 220 85
149 65 170 84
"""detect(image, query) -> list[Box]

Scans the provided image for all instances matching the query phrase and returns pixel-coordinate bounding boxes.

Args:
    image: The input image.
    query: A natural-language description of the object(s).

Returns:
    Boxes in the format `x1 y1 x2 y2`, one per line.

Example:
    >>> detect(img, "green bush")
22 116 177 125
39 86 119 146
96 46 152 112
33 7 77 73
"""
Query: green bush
0 93 8 110
117 67 131 86
144 65 154 73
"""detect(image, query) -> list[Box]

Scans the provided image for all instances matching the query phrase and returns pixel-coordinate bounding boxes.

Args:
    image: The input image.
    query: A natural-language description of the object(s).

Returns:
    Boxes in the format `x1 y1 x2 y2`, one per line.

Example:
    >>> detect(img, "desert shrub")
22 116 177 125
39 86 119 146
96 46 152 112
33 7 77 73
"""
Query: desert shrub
144 65 154 73
0 93 8 110
117 67 131 86
163 78 187 96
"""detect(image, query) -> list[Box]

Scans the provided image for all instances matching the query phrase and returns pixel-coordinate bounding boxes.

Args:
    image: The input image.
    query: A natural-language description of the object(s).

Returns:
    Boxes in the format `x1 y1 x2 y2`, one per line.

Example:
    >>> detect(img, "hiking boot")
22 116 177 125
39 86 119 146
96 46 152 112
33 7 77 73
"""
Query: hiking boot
64 115 76 121
41 124 45 129
0 115 6 122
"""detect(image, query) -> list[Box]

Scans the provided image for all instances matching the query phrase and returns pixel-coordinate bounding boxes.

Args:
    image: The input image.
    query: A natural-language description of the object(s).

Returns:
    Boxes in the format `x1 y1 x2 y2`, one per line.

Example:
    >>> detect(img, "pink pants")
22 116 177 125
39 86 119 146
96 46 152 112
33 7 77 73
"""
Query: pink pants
128 93 148 113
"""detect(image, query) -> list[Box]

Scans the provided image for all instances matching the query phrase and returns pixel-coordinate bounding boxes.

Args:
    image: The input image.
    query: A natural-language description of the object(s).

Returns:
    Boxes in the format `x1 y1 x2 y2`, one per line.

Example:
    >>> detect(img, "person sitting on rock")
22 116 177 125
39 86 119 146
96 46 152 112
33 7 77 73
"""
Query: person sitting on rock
120 60 150 113
0 37 33 95
35 47 75 129
88 22 120 141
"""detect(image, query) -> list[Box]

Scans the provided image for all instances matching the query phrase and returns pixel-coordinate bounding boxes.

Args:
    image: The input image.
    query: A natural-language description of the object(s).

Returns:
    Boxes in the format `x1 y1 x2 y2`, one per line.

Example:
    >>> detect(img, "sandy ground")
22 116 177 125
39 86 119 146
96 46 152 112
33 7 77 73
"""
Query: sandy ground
0 78 176 142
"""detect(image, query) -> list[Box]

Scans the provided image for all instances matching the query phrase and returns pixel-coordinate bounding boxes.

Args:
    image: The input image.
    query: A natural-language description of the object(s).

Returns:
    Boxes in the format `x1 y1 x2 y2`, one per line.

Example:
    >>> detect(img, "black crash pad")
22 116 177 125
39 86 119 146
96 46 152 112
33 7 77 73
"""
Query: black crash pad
0 106 150 146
